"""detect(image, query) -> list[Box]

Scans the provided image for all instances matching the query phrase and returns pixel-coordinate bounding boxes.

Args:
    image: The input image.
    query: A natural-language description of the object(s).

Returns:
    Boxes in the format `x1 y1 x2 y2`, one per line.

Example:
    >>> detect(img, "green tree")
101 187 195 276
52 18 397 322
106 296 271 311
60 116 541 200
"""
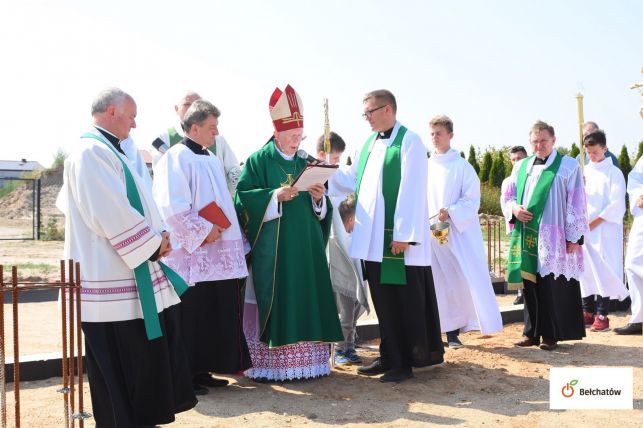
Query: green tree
618 144 632 181
570 143 580 159
479 150 493 183
51 148 67 170
460 151 465 158
467 145 480 175
557 147 570 157
635 141 643 164
346 155 352 166
489 151 506 188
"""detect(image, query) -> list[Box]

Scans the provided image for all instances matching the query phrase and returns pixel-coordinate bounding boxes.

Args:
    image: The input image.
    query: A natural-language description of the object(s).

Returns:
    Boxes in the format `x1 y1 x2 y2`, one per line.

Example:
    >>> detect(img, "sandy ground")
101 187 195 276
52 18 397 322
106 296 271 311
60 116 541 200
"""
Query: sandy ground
2 314 641 427
1 242 641 427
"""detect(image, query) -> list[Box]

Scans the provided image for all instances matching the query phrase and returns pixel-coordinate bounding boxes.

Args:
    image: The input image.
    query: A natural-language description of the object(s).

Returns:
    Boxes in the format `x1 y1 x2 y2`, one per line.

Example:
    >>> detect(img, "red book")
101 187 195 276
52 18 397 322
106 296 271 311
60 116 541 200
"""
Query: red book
198 201 231 229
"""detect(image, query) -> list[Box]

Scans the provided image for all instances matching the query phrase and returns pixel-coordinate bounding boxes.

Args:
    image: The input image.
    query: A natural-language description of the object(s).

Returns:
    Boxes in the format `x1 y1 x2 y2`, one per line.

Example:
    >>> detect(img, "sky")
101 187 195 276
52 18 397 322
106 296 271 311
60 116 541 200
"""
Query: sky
1 0 642 167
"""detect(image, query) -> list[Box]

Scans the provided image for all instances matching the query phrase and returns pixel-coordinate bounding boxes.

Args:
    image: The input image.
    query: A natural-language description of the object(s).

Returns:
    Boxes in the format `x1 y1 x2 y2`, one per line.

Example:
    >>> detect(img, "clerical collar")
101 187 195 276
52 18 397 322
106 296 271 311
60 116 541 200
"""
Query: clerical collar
273 139 296 160
94 126 124 155
533 155 549 165
377 127 394 140
183 137 210 155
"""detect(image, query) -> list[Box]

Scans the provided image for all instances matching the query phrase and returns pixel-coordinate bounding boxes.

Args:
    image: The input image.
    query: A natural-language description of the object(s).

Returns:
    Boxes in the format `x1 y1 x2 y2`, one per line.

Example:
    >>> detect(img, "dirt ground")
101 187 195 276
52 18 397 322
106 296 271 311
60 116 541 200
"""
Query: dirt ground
2 315 640 427
1 241 641 427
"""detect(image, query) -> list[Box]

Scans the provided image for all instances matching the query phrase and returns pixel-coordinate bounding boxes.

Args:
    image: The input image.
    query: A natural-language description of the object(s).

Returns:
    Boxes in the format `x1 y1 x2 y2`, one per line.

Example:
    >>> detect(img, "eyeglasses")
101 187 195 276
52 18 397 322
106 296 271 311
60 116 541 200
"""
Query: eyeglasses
362 105 387 120
530 139 552 146
278 133 307 142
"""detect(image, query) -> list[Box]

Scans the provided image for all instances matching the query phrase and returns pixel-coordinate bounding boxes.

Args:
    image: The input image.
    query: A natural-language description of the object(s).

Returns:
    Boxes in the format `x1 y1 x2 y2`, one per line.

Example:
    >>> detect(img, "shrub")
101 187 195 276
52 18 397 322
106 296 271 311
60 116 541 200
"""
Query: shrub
479 184 502 216
618 144 632 182
479 151 493 183
635 141 643 164
489 152 507 188
468 145 480 175
42 217 65 241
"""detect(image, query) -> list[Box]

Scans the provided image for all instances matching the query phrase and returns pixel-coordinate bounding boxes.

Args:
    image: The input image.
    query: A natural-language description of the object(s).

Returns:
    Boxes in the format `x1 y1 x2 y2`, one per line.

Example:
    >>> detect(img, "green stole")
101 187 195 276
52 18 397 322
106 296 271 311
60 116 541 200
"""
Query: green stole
81 132 189 340
355 126 408 285
169 127 216 155
507 153 562 290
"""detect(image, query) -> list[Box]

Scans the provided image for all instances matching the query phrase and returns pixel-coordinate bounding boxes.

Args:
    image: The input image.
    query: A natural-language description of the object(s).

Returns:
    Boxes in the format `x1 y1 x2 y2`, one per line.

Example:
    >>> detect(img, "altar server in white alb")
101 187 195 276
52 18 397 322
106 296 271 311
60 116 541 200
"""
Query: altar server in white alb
426 115 503 349
617 156 643 335
151 90 241 194
56 88 196 427
579 130 628 332
329 89 444 383
153 100 251 395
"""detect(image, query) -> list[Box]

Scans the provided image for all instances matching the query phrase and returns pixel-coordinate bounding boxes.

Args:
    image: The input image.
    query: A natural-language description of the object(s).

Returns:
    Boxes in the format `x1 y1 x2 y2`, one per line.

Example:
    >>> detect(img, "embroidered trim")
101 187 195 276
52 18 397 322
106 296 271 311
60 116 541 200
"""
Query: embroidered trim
112 226 151 251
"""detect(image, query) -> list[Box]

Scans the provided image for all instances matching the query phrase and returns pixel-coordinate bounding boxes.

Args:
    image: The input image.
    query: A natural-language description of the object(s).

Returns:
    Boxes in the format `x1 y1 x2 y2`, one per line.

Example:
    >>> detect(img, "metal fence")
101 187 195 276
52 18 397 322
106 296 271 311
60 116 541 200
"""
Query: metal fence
0 261 90 427
0 178 41 240
482 216 633 283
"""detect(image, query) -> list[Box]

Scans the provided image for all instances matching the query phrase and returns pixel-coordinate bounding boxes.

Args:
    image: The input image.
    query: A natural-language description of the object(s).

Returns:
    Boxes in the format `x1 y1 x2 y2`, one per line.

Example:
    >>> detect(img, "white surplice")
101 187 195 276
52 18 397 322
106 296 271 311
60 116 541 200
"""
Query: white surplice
427 149 502 334
152 142 248 285
120 136 153 191
625 157 643 323
56 128 181 322
152 123 241 195
328 121 432 266
501 151 588 280
579 158 629 301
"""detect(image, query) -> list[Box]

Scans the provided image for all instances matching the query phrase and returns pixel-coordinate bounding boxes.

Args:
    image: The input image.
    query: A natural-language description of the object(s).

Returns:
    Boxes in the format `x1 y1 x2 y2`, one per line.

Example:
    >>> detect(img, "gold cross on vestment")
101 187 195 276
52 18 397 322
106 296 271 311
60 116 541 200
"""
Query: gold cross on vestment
511 245 521 257
280 174 294 187
525 234 536 249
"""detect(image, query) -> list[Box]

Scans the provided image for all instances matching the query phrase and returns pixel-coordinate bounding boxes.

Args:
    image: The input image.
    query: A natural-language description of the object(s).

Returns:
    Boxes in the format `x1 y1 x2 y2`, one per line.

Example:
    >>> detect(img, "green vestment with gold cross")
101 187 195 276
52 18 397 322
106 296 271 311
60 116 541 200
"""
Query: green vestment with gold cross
235 139 343 347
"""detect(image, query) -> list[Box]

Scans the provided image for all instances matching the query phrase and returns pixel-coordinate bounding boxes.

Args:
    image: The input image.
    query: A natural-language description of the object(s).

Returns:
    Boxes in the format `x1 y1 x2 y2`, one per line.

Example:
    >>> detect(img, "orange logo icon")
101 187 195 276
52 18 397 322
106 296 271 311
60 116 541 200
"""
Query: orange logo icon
561 379 578 398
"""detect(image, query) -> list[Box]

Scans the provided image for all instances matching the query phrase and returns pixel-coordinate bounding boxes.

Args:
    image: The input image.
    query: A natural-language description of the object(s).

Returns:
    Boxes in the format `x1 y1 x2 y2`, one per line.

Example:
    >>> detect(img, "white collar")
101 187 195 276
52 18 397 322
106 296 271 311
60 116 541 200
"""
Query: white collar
274 141 296 160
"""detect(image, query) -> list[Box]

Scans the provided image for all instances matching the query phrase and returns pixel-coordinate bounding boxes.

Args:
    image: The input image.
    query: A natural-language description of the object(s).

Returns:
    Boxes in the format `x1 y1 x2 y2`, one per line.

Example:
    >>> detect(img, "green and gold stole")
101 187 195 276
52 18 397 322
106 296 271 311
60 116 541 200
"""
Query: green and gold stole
507 153 561 290
82 132 189 340
355 126 408 285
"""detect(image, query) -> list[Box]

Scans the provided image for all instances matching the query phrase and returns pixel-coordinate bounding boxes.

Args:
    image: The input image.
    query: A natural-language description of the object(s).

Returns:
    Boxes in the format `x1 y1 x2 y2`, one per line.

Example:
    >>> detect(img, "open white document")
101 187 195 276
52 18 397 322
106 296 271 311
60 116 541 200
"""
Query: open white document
291 164 339 191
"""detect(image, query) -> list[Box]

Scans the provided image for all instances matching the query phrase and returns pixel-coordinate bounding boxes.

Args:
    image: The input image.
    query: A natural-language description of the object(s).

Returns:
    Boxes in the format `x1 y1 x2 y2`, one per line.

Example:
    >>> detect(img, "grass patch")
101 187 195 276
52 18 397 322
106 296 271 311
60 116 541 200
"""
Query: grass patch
12 262 56 271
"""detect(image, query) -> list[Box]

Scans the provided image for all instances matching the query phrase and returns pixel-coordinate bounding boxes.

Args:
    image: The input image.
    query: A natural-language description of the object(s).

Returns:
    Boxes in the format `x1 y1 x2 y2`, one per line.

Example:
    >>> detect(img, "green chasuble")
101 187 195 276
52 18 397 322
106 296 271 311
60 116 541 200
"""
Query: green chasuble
235 139 343 347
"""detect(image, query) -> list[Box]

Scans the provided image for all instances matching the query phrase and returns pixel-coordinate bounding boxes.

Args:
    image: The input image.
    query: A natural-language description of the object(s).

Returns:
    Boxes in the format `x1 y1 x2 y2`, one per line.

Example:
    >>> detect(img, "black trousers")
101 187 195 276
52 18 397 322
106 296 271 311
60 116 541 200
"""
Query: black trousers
364 261 444 370
83 304 197 428
582 295 610 316
523 273 586 341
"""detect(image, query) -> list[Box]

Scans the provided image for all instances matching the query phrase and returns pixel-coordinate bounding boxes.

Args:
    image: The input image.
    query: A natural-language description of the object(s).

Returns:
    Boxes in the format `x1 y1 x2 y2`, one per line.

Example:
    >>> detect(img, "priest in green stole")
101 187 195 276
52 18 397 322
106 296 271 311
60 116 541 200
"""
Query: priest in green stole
58 88 196 426
502 121 588 351
328 90 444 383
151 90 241 195
236 84 342 382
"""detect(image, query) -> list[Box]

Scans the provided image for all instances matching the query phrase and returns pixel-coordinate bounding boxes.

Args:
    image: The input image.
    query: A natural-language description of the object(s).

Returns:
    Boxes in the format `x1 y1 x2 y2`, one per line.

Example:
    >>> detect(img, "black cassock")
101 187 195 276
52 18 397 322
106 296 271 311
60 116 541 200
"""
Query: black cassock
180 278 252 375
522 273 586 341
364 262 445 370
83 304 197 428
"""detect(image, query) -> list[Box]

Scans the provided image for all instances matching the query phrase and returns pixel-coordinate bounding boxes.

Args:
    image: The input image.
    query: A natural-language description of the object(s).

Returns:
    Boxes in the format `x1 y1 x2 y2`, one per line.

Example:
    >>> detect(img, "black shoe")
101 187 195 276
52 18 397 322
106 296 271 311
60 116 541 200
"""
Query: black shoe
194 374 229 387
539 338 558 351
357 357 390 376
379 368 413 383
513 294 524 305
193 384 208 395
447 334 463 349
613 322 642 335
